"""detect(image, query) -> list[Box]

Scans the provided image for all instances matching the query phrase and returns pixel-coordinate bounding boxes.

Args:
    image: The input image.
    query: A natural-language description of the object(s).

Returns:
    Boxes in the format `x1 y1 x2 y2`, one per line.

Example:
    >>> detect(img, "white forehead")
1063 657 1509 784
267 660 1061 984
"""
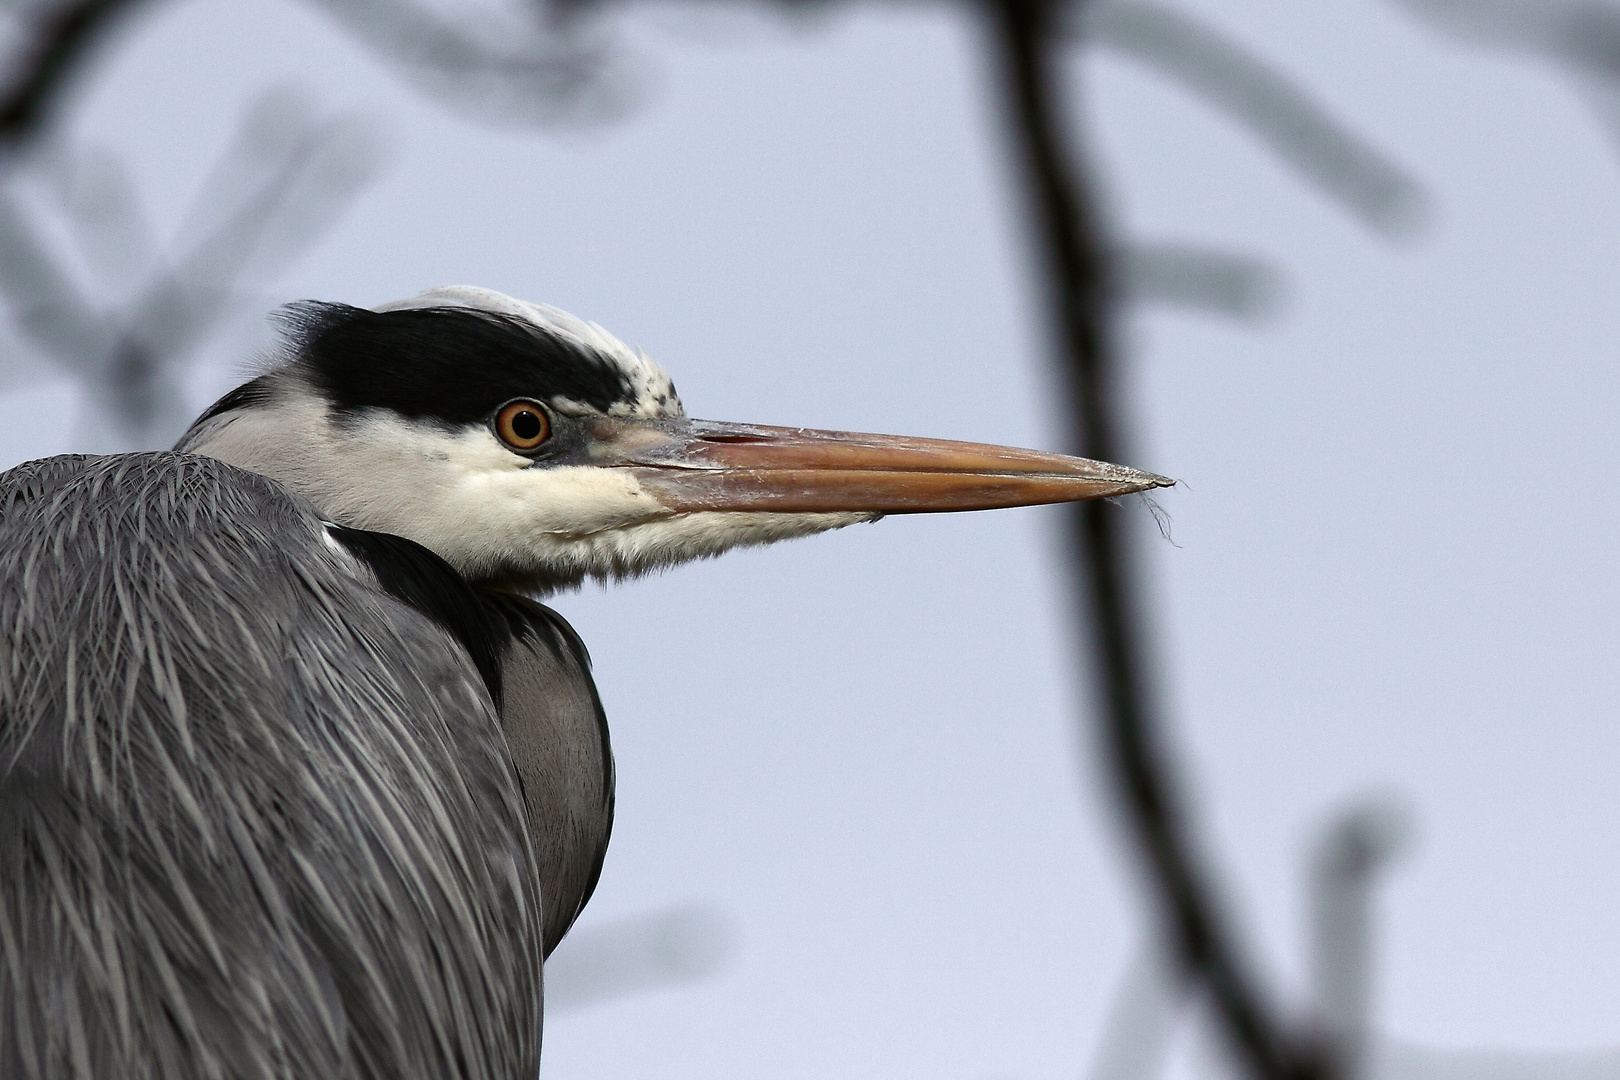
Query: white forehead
375 285 684 418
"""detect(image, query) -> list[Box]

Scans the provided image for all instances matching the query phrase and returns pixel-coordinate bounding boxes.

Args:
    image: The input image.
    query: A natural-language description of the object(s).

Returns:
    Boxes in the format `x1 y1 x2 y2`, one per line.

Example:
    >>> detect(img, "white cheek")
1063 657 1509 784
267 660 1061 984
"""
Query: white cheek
342 431 669 579
441 463 668 555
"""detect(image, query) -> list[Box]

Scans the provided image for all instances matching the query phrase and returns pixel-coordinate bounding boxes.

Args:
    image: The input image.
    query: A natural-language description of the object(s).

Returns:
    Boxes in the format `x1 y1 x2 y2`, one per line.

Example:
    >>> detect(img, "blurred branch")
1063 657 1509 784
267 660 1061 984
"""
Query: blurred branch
1086 939 1187 1080
126 87 384 366
1542 1 1620 80
1388 0 1620 151
1374 1041 1620 1080
1120 241 1283 321
40 142 157 289
1384 0 1605 66
2 0 641 157
0 0 617 448
979 1 1312 1079
1085 1 1428 238
1307 799 1409 1080
0 87 381 448
306 0 642 125
543 905 733 1013
0 0 150 150
0 185 115 374
1304 797 1620 1080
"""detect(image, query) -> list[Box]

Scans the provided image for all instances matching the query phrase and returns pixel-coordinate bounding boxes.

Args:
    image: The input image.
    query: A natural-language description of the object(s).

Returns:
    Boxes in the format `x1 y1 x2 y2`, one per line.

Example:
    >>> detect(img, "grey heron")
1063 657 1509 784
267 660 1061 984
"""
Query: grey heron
0 285 1170 1080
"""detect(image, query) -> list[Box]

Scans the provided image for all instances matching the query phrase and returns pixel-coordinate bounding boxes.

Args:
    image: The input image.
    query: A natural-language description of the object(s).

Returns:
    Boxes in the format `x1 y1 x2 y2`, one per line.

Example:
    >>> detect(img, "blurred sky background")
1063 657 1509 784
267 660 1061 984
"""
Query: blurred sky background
3 1 1620 1077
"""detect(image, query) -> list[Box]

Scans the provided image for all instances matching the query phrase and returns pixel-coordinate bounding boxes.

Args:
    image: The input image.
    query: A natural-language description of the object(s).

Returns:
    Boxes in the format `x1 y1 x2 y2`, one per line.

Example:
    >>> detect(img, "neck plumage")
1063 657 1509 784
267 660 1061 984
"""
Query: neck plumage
327 525 615 955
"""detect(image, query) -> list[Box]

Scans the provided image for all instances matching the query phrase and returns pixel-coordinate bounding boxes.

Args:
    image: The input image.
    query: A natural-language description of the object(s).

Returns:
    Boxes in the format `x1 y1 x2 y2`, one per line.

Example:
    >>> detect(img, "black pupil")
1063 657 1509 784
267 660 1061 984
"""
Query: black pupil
510 409 542 440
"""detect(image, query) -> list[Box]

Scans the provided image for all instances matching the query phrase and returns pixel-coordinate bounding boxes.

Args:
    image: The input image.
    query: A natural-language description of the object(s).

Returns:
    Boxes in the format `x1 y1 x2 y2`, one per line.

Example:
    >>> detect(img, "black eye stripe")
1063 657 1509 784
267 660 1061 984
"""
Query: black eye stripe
283 302 641 422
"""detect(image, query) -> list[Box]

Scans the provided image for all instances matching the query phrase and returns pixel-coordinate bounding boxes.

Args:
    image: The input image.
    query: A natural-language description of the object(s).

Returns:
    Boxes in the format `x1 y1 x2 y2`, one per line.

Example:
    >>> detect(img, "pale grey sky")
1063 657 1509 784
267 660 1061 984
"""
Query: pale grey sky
3 1 1619 1077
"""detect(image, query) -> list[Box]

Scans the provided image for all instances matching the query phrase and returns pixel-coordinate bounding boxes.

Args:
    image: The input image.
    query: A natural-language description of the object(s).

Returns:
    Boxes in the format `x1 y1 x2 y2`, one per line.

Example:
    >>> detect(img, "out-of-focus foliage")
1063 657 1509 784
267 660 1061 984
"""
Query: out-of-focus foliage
1391 0 1620 150
545 905 735 1013
0 87 380 448
307 0 643 125
1087 0 1429 238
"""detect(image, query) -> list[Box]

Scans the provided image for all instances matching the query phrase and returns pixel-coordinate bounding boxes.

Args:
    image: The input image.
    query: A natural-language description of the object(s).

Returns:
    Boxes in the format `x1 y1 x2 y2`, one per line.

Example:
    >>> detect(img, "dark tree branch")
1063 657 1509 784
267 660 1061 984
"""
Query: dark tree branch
0 0 153 149
979 2 1313 1078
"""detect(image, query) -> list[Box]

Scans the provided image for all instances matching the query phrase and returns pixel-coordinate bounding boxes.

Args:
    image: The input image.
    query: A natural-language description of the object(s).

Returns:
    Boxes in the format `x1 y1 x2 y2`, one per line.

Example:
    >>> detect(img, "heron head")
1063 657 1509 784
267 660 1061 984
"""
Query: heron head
179 286 1170 592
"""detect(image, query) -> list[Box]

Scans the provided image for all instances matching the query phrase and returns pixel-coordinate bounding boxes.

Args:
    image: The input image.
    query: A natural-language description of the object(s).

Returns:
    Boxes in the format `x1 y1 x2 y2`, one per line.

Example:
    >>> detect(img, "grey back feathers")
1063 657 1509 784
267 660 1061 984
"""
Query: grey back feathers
0 452 586 1079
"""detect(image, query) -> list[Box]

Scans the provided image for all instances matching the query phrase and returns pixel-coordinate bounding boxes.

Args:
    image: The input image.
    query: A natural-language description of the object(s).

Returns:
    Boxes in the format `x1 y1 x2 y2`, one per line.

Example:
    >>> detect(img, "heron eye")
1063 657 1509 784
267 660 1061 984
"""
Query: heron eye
495 400 551 450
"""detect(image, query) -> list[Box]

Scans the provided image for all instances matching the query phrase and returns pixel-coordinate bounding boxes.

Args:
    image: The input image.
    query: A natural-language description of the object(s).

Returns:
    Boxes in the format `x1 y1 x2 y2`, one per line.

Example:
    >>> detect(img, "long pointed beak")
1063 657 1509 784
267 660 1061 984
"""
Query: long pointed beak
583 418 1172 514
